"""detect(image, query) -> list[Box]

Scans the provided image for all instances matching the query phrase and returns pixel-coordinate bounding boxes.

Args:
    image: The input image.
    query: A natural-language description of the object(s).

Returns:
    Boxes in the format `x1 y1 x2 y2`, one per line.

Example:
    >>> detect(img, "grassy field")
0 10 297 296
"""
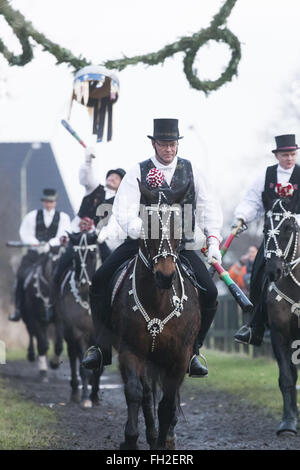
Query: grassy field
0 376 58 450
186 348 286 418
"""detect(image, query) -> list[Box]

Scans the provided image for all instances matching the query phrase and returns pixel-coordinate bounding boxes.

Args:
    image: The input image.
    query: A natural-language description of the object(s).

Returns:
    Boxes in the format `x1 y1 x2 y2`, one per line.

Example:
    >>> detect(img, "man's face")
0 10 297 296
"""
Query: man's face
42 200 56 211
152 140 178 165
275 150 297 170
247 246 258 262
106 173 122 191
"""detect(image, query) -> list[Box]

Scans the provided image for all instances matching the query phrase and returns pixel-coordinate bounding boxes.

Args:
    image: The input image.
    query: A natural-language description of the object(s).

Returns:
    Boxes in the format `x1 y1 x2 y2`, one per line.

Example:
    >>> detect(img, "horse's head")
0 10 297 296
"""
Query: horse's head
138 180 190 289
68 231 98 286
264 196 299 282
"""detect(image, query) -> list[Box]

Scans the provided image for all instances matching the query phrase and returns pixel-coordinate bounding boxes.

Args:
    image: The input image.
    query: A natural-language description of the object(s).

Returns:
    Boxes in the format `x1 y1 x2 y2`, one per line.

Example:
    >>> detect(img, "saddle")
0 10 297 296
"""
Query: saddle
110 257 136 305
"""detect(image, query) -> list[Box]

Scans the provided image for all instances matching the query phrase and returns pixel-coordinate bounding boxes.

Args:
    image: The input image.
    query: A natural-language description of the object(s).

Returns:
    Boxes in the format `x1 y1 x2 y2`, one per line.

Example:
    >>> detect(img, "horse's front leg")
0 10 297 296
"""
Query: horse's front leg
36 324 49 383
157 374 180 449
27 333 35 362
67 342 80 403
50 308 64 370
90 366 103 406
141 372 157 450
78 342 93 408
271 327 298 435
119 350 144 450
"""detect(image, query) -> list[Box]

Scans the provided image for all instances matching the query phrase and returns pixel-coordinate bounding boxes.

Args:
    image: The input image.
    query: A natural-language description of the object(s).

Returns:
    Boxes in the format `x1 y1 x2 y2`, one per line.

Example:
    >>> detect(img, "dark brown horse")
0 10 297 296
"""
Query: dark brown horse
110 182 201 450
264 195 300 435
56 231 102 407
22 247 64 382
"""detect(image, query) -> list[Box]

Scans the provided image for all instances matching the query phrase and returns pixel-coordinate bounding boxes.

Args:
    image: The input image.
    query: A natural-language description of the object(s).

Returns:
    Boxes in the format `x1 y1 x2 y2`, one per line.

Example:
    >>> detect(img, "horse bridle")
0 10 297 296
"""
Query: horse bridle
72 232 97 286
264 199 300 280
266 199 300 325
131 191 187 351
139 190 182 271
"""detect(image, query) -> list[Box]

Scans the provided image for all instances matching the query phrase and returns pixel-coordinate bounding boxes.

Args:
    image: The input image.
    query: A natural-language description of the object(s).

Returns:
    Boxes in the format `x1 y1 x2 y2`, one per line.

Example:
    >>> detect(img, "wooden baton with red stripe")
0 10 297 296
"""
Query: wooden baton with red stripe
209 257 253 312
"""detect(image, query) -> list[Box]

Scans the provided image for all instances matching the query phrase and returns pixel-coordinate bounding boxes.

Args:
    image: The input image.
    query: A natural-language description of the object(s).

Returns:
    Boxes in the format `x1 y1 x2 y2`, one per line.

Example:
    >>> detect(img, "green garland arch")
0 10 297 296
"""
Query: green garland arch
0 0 241 95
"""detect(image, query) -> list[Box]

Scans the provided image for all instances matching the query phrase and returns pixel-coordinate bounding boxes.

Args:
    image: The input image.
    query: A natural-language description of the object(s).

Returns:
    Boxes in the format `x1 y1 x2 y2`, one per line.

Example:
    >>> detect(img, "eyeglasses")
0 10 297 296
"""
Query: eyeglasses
155 141 178 149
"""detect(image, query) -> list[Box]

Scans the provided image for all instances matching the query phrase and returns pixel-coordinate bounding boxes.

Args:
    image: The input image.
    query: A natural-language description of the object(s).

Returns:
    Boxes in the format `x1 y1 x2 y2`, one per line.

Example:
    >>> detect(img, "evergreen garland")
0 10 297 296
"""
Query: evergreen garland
0 0 240 94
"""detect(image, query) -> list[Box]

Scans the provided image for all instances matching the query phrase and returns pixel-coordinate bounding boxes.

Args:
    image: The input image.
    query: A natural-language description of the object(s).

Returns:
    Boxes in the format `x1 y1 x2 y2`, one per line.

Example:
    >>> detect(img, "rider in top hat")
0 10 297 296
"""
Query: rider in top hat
9 188 71 321
233 134 300 346
82 118 223 377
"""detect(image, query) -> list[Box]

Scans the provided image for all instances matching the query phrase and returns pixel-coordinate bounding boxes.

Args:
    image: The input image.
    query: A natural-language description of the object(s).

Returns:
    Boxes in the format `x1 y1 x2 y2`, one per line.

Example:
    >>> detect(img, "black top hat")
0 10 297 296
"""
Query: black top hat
41 188 57 202
272 134 299 154
106 168 126 180
147 118 183 141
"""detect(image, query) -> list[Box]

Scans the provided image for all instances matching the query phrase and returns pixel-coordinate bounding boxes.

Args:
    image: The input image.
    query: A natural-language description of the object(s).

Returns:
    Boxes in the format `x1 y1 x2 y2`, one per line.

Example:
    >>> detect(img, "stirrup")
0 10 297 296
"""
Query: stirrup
234 324 252 345
188 353 208 378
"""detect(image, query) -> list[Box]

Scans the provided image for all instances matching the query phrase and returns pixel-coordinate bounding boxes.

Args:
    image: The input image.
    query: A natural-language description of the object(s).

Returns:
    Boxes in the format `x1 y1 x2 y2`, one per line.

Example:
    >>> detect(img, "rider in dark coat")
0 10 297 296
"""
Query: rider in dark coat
233 134 300 346
9 189 71 321
82 119 223 377
52 147 126 287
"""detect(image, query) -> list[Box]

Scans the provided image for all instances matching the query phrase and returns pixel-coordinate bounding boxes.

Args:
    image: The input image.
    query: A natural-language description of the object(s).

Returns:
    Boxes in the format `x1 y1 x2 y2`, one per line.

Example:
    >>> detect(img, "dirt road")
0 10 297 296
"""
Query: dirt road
1 357 300 450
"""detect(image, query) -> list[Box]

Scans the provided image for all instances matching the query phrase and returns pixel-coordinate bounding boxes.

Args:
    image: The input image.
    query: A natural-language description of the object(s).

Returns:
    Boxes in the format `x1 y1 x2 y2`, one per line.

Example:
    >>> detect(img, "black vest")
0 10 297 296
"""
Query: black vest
35 210 60 242
78 184 115 226
262 164 300 212
139 157 196 241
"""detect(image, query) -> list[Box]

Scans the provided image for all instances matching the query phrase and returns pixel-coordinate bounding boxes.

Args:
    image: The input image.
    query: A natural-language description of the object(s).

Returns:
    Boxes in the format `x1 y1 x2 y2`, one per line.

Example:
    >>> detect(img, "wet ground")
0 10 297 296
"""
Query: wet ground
1 357 300 450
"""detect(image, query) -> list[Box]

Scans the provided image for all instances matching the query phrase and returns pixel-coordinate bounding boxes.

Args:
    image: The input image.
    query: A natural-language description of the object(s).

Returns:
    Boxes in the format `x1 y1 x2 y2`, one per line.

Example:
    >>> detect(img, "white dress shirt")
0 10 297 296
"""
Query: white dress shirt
112 154 223 247
19 208 71 246
234 164 300 224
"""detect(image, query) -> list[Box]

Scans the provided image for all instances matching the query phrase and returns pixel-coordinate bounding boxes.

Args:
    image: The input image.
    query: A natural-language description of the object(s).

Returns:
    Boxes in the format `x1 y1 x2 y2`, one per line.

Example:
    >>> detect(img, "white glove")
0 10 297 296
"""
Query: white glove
207 237 222 264
84 146 96 163
128 217 143 240
97 226 108 244
231 217 247 234
36 242 50 255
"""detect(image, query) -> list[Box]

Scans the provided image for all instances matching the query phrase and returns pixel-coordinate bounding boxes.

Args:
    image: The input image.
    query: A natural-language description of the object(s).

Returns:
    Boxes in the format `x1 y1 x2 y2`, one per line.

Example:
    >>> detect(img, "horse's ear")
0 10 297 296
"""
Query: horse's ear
137 178 157 203
171 182 191 205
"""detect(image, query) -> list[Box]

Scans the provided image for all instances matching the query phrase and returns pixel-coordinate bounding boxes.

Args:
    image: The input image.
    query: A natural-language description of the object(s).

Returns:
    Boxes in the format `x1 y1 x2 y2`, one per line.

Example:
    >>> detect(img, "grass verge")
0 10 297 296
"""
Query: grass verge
0 376 58 449
185 348 285 418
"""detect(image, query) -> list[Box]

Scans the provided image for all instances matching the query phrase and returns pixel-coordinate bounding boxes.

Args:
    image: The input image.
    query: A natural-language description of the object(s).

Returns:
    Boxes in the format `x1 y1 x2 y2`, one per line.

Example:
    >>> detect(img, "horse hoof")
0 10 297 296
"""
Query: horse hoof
49 359 60 370
39 371 49 383
165 437 176 450
91 396 100 407
119 441 139 450
71 392 81 404
81 399 93 409
277 420 297 436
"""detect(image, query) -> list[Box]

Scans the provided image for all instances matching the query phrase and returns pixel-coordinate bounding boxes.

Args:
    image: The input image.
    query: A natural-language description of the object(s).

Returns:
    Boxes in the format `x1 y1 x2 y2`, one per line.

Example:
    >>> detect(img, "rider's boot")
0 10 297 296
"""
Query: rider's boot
234 304 265 346
82 290 111 370
234 323 265 346
9 309 22 322
188 303 218 378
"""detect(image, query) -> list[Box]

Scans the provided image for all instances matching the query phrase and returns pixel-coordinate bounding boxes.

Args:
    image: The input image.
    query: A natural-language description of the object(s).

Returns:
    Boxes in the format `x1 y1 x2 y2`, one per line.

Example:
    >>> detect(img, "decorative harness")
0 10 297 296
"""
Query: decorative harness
25 250 63 312
129 191 188 351
265 199 300 325
67 233 98 313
